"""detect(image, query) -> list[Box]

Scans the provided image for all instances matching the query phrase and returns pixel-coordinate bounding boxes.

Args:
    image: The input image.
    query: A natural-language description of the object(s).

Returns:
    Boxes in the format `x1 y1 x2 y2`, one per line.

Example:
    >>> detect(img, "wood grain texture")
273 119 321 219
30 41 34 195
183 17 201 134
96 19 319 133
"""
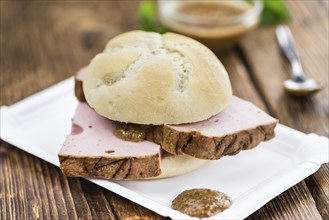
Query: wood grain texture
221 49 323 220
240 1 328 136
0 1 138 105
1 1 168 220
240 1 329 219
0 1 327 220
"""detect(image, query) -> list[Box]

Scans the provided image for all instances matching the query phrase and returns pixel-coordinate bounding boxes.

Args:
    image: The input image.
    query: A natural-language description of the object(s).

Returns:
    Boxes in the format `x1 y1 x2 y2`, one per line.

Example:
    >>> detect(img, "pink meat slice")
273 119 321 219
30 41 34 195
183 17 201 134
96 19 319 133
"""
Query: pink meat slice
76 67 86 81
169 96 277 136
60 103 160 157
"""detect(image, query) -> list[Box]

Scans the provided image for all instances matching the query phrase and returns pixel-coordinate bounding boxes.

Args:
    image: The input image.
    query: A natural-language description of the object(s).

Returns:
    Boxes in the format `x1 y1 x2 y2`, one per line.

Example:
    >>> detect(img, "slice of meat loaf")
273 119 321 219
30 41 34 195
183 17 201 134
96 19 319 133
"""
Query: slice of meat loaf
74 68 278 160
59 103 161 180
75 67 86 102
146 97 278 159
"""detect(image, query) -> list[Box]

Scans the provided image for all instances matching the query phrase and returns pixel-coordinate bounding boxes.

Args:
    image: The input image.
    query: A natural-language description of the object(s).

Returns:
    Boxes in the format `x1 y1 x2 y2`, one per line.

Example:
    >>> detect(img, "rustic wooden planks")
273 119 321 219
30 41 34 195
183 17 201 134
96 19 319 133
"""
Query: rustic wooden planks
1 1 165 219
0 1 327 220
239 1 329 219
0 1 138 105
240 1 328 136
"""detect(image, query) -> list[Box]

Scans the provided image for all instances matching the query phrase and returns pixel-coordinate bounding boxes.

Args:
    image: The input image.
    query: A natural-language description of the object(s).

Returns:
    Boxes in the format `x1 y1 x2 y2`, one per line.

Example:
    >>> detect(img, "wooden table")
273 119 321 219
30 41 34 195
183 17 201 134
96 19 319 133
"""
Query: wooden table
1 1 328 219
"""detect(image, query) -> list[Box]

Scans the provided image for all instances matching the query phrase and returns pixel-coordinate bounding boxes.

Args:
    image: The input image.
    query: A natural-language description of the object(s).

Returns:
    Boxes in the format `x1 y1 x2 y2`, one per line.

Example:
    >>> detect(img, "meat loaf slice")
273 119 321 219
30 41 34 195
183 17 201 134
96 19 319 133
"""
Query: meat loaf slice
58 103 161 180
75 67 86 102
146 97 278 159
74 68 278 160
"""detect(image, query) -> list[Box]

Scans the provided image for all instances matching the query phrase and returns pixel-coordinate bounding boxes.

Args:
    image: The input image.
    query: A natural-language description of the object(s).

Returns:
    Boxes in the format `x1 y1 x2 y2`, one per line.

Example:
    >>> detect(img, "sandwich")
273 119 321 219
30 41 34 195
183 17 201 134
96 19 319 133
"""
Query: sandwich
58 31 278 180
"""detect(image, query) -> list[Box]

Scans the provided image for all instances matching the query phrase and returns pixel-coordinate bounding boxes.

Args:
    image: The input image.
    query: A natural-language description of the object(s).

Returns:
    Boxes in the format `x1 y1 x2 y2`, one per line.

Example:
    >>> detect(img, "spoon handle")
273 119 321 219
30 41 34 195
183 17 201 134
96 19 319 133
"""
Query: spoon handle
275 25 306 82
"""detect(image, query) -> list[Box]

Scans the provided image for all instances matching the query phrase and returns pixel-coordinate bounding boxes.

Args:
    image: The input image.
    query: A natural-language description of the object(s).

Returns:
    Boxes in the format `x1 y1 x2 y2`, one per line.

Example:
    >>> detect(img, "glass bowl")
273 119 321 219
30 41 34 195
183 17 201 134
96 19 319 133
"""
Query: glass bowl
157 0 263 53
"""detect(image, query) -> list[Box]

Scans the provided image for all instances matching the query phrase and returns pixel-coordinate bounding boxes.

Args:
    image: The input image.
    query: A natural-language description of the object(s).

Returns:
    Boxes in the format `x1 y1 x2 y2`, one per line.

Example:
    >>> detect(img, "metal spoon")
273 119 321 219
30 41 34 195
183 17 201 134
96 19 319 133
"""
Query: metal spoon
275 25 322 96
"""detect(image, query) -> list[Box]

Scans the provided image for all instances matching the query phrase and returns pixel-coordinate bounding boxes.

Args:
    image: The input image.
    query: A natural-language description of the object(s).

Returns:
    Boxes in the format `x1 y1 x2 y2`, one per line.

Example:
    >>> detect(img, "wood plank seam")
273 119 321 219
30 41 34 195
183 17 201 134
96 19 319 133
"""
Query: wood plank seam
68 178 93 219
234 45 278 118
305 175 329 220
317 0 329 15
101 189 119 220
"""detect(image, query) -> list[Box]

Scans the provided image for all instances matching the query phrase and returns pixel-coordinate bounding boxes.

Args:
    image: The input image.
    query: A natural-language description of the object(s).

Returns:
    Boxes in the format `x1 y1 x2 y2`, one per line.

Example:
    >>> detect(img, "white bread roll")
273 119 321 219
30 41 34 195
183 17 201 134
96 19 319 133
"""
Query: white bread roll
83 31 232 125
154 154 209 179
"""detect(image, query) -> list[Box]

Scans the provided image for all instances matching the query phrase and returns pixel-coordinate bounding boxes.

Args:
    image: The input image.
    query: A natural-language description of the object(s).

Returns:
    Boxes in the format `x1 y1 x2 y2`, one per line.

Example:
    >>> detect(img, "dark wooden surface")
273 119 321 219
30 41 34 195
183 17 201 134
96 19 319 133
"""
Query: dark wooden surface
1 1 328 219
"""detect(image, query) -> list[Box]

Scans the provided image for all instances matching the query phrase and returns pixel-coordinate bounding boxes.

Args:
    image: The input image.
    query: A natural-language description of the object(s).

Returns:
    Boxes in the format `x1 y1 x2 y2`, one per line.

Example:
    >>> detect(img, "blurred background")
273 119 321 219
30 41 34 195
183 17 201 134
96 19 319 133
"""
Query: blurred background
1 0 327 102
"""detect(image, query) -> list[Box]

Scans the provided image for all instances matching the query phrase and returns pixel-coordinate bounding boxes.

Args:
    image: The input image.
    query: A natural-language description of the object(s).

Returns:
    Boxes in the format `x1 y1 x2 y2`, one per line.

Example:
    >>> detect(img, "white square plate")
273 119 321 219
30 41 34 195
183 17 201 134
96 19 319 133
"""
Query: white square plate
1 78 328 219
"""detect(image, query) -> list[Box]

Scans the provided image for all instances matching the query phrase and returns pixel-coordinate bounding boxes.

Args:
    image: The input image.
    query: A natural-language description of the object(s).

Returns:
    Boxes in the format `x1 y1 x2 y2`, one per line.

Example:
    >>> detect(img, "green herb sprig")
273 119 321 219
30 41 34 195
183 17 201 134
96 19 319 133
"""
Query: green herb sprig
138 1 168 34
261 0 290 25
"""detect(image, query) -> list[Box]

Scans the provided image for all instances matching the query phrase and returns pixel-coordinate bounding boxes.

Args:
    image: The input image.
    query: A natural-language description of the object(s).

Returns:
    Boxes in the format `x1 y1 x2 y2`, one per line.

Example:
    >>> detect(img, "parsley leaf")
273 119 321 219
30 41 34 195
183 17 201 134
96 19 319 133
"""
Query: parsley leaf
261 0 290 25
138 1 168 33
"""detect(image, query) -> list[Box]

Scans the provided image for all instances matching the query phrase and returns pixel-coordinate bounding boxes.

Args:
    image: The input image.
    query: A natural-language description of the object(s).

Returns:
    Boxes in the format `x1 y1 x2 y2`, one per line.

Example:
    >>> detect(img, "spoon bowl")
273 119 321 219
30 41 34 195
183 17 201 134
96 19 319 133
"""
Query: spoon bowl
284 79 322 96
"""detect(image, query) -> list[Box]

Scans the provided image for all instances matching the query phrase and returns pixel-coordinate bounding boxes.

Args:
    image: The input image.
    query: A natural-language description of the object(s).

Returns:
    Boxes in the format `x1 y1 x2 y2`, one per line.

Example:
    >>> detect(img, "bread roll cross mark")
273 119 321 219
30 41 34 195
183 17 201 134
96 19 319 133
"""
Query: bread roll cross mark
106 38 194 93
102 74 119 85
159 37 193 93
164 49 193 93
101 53 150 86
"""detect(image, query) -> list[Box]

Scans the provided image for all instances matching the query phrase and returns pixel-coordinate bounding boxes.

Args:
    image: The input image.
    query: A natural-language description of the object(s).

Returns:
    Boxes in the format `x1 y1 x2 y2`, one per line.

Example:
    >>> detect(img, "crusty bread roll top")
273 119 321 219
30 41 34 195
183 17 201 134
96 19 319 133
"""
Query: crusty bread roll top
83 31 232 125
